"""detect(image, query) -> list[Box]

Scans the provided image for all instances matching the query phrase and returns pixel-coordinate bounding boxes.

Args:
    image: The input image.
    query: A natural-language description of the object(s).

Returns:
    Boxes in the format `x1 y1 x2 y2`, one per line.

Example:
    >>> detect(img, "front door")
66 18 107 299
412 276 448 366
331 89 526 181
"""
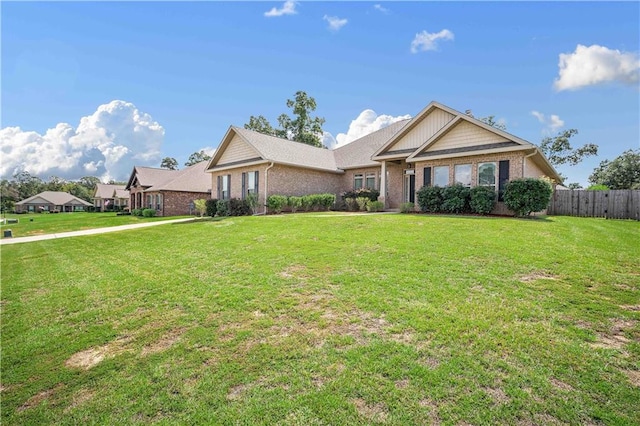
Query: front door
404 170 415 203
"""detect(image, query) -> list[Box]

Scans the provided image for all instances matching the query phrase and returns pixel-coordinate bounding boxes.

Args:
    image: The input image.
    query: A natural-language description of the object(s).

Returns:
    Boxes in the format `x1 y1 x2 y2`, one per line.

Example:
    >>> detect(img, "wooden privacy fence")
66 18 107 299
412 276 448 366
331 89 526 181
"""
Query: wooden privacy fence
547 190 640 220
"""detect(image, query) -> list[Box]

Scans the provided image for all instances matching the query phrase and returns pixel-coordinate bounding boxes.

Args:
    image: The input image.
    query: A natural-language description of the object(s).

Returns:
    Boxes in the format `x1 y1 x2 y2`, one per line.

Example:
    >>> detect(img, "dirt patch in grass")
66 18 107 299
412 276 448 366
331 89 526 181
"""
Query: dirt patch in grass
590 318 637 350
141 327 185 356
17 383 64 412
519 272 559 283
279 265 309 279
226 384 248 401
623 370 640 387
64 388 95 413
352 398 389 423
395 379 409 389
485 387 510 404
620 305 640 312
419 399 441 425
65 336 132 370
550 378 574 391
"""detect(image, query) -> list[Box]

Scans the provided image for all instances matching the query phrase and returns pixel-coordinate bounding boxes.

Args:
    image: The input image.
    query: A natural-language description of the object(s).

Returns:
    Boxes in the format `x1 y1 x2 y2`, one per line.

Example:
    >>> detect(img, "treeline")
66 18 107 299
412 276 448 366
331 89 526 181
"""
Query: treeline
0 172 122 212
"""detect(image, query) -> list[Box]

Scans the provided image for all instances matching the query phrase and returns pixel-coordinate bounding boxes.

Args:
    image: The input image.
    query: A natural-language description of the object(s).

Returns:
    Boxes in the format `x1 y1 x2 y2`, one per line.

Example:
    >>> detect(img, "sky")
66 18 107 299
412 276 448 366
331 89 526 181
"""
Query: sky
1 1 639 186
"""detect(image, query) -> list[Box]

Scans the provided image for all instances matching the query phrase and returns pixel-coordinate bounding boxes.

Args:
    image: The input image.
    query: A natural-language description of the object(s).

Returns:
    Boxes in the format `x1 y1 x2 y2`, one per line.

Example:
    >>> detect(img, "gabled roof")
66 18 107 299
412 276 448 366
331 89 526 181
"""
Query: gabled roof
146 160 211 193
207 126 340 173
114 188 129 199
94 183 127 199
125 166 180 190
16 191 93 206
334 120 410 169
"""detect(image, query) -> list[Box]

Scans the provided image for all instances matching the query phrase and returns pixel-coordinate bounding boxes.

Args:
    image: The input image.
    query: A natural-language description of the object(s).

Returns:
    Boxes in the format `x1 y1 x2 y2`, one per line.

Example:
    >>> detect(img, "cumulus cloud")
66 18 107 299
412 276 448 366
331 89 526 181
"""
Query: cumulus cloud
323 15 348 32
531 110 565 133
264 1 297 18
554 44 640 91
373 4 389 14
323 109 411 149
410 29 454 53
0 100 164 182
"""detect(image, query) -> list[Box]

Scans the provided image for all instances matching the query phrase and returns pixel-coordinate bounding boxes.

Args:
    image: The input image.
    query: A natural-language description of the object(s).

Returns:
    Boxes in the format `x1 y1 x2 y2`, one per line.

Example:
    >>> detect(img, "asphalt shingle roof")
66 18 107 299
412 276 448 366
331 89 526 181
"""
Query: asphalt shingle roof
146 160 211 193
94 184 127 199
16 191 93 206
334 120 410 169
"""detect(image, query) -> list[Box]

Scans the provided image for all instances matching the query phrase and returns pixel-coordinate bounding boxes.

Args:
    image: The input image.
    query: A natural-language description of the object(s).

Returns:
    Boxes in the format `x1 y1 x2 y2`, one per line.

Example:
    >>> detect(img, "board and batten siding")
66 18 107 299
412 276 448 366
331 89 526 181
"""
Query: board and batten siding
426 121 510 152
218 134 262 165
385 109 455 153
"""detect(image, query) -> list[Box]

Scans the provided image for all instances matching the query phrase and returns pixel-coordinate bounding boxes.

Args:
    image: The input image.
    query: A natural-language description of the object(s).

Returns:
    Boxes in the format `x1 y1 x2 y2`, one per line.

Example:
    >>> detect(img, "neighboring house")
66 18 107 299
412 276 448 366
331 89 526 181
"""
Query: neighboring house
206 101 561 214
92 184 129 212
14 191 93 213
125 161 212 216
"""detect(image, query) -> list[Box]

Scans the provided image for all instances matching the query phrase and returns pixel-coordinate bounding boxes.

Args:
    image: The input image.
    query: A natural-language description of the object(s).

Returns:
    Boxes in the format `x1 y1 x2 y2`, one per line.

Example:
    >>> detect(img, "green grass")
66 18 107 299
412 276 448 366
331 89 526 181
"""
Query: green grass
0 213 189 238
1 214 639 425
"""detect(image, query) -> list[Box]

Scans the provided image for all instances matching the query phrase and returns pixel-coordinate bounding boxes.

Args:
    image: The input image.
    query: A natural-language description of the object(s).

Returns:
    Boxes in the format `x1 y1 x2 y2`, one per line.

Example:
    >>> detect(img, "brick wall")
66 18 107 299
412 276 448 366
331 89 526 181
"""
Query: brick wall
161 191 210 217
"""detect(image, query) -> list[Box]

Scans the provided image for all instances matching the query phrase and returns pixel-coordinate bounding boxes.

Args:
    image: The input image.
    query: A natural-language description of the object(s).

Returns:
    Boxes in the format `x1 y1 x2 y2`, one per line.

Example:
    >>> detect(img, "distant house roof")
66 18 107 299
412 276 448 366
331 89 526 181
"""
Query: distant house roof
94 183 128 199
15 191 93 207
126 161 212 193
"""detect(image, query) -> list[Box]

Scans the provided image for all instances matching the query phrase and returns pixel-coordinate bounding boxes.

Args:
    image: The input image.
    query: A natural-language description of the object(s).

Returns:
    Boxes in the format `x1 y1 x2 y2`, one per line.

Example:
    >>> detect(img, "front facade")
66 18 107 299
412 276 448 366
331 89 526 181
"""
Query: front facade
15 191 93 213
206 101 561 214
93 184 129 212
125 161 212 216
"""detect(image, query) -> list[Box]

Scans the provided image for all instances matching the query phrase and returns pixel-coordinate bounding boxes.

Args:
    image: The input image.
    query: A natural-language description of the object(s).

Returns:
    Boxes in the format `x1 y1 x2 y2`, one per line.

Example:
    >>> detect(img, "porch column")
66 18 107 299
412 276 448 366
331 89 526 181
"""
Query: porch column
380 161 387 209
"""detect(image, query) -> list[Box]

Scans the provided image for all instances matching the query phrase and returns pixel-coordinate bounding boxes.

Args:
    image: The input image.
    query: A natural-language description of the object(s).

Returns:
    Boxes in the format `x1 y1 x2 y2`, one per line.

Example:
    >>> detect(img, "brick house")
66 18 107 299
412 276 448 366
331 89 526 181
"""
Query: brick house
15 191 93 213
92 184 129 212
125 161 211 216
205 101 561 214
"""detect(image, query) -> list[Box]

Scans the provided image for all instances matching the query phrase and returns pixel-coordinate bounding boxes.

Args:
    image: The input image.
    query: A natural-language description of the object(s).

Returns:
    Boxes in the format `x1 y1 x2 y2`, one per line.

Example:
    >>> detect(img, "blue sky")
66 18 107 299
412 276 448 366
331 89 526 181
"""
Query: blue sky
2 1 639 185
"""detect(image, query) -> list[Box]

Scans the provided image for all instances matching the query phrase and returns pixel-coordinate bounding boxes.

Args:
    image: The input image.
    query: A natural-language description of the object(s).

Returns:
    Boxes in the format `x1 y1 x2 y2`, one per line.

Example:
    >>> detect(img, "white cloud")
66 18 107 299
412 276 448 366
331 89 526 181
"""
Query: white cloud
324 109 411 149
323 15 348 32
264 1 297 18
373 4 389 14
554 44 640 91
531 110 565 133
0 100 164 182
410 29 454 53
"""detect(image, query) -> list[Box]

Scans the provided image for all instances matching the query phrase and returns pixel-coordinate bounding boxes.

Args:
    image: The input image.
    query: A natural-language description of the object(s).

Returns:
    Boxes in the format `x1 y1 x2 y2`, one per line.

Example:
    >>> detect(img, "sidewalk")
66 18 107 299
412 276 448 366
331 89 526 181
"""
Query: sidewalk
0 217 196 246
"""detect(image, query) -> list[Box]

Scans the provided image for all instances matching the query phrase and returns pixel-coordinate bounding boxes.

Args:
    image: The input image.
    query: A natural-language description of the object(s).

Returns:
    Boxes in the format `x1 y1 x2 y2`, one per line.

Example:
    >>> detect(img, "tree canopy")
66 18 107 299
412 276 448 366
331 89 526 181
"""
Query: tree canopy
588 149 640 190
478 115 507 131
245 91 326 148
160 157 179 170
539 129 598 167
185 151 211 167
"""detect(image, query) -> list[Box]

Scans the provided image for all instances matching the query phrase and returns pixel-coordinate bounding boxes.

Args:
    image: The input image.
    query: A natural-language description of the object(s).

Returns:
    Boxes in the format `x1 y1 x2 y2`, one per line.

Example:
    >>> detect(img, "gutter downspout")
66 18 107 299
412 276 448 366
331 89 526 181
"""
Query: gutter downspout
523 148 537 178
262 162 275 215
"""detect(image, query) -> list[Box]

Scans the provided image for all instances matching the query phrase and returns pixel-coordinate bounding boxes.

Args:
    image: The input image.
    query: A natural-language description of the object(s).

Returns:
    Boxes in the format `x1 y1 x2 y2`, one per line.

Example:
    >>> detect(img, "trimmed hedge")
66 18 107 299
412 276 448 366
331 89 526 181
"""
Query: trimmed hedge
417 186 444 213
206 199 218 217
216 199 252 217
342 188 379 202
470 186 497 215
503 178 553 216
266 195 288 214
442 184 471 214
142 208 156 217
418 184 498 215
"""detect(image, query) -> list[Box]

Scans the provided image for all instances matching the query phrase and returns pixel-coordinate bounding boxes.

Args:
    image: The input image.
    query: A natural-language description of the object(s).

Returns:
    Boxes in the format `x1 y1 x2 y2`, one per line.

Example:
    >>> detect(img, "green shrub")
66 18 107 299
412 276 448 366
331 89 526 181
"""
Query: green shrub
132 208 144 217
319 193 336 211
142 208 156 217
367 200 384 212
356 197 369 211
206 199 218 217
470 186 497 215
216 200 230 217
400 202 415 213
417 186 444 212
342 188 379 202
503 178 553 216
288 196 303 213
442 184 471 214
586 184 609 191
267 195 288 214
229 198 252 216
344 197 359 212
246 193 259 214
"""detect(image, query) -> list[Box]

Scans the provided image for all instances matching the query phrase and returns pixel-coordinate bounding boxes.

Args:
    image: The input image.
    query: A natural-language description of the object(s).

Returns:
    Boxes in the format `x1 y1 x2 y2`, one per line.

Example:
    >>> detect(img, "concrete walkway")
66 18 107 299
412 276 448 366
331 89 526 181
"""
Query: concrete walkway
0 217 196 246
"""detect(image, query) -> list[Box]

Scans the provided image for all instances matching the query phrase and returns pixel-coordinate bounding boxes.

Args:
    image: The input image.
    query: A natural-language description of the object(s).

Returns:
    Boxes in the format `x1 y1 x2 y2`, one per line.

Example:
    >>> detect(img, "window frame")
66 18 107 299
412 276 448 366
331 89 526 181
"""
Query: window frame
354 173 364 190
221 175 230 200
247 171 258 195
433 166 449 187
365 172 376 190
454 164 472 187
478 162 498 190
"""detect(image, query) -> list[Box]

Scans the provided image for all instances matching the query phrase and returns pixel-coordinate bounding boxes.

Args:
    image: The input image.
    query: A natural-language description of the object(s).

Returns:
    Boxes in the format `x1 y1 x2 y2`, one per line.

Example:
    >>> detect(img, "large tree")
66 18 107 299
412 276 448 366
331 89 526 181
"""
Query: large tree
245 91 326 148
160 157 179 170
13 171 44 200
588 149 640 190
539 129 598 167
78 176 101 191
185 151 212 167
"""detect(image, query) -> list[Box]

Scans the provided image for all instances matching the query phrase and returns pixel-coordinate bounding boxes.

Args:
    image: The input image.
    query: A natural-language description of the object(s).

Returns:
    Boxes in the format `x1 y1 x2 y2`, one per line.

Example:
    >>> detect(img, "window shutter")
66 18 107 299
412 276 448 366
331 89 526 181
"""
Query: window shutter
241 173 246 200
423 167 432 187
217 176 221 199
227 175 231 198
255 171 259 194
498 160 510 201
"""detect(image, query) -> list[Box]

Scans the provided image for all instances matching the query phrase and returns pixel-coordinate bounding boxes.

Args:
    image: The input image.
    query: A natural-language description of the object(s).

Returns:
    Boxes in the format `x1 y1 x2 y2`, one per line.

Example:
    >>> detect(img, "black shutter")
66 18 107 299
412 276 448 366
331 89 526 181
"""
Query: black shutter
241 173 246 200
423 167 432 187
227 175 231 199
217 176 221 200
255 171 259 194
409 175 416 203
498 160 510 201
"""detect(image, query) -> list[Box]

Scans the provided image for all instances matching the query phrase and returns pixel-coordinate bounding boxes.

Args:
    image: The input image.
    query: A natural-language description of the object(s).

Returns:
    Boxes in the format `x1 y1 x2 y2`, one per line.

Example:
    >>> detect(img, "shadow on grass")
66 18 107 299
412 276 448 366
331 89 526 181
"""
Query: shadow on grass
412 213 556 222
170 217 228 226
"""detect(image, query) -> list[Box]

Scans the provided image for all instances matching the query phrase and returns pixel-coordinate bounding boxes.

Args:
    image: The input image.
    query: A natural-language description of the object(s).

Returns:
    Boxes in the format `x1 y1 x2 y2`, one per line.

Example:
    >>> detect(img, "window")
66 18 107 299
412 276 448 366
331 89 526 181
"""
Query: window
242 171 259 199
155 194 162 210
478 162 498 189
365 172 376 189
454 164 472 187
433 166 449 187
221 175 230 200
147 194 153 209
354 174 364 189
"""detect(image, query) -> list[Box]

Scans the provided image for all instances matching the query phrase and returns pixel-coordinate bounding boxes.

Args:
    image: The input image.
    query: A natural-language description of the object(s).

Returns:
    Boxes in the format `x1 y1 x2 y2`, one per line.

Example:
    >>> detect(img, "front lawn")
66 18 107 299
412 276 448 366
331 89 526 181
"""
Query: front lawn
1 214 638 425
0 212 189 238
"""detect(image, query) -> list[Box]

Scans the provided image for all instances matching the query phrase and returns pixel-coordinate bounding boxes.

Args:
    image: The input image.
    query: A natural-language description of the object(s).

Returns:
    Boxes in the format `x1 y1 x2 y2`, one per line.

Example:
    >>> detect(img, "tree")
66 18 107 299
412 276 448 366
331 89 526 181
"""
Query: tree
46 176 67 192
185 151 211 167
160 157 179 170
588 149 640 190
567 182 583 190
78 176 101 191
478 115 507 131
13 171 44 200
0 179 19 212
539 129 598 167
244 91 326 148
193 199 207 217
